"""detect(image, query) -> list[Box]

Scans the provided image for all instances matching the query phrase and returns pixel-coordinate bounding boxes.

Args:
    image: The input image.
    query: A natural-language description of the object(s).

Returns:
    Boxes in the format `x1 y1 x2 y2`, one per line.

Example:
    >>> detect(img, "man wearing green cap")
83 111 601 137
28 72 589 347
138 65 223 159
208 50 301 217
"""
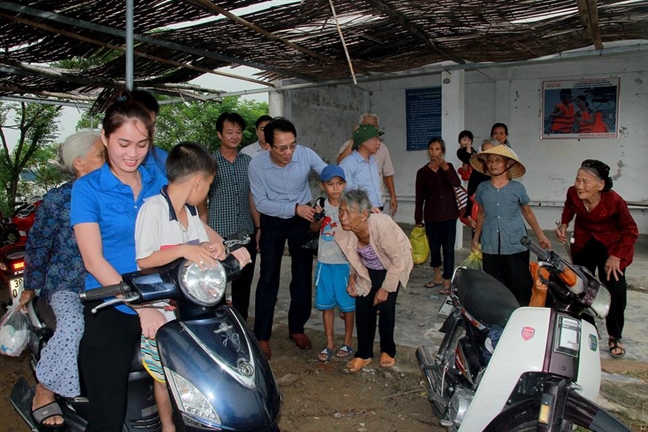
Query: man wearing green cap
339 124 384 211
337 113 397 215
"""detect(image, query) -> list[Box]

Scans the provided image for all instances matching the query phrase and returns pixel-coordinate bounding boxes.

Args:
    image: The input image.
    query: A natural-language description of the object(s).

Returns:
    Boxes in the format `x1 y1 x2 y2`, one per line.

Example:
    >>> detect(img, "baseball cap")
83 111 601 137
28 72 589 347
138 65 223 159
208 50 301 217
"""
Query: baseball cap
320 164 346 182
352 124 384 150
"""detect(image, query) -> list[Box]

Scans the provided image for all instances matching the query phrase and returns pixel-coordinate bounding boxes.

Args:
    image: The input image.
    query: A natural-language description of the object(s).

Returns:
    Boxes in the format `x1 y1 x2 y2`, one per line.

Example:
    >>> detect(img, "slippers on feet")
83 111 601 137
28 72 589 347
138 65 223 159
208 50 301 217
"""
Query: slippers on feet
609 338 626 359
439 287 451 295
336 344 353 358
318 347 335 362
380 352 395 368
32 401 65 430
424 279 443 288
346 357 372 373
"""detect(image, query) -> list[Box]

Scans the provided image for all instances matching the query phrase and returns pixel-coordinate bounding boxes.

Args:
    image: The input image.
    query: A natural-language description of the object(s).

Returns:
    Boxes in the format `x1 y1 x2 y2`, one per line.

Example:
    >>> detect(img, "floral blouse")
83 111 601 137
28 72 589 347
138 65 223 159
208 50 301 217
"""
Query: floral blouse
24 181 86 302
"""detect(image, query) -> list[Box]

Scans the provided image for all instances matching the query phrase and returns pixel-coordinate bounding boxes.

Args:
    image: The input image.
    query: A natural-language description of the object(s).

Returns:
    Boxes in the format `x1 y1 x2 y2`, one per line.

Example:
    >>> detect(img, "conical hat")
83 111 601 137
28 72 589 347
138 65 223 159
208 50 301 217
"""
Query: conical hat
469 145 526 178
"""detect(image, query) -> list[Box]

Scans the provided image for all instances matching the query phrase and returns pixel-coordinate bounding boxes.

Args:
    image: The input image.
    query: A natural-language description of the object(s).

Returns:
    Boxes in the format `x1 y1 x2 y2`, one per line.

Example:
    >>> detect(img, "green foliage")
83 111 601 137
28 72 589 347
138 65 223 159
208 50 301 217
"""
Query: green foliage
0 101 62 212
152 96 268 152
75 94 268 153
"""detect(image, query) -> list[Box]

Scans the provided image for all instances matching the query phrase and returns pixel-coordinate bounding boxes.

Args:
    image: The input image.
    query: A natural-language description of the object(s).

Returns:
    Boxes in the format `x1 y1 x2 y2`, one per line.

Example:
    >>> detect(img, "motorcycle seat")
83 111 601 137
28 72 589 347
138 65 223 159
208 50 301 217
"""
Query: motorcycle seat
454 269 520 329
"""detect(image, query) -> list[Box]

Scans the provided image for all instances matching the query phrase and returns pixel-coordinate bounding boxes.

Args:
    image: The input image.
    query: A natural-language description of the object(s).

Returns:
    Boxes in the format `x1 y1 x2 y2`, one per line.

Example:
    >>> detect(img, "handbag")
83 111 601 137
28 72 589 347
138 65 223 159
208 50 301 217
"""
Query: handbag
454 186 468 218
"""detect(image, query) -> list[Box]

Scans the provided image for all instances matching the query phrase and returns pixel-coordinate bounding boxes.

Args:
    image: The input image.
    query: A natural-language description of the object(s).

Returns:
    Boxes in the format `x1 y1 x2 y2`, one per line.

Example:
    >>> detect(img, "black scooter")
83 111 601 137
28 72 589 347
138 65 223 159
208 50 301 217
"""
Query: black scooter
11 233 282 431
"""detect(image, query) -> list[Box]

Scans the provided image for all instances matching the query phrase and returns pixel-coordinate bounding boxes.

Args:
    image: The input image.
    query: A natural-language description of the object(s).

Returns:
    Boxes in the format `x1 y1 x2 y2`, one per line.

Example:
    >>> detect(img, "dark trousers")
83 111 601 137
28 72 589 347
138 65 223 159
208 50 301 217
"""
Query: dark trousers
573 237 627 339
231 237 257 321
254 214 313 341
425 219 457 280
355 269 399 359
483 250 533 306
79 304 141 432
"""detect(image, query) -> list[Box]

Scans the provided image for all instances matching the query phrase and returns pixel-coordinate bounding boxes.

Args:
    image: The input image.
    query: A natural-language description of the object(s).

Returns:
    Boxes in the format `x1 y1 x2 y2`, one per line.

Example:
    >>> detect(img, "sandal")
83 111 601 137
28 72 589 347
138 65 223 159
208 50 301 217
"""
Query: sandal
336 344 353 358
608 338 626 359
346 357 372 373
379 352 395 368
32 401 66 430
424 279 443 288
439 287 451 295
317 347 335 362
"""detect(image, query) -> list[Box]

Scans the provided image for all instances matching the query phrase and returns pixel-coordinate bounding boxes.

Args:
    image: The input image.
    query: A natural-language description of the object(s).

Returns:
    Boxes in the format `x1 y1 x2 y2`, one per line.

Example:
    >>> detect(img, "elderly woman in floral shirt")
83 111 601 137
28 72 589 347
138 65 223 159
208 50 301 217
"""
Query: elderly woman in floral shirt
19 130 104 427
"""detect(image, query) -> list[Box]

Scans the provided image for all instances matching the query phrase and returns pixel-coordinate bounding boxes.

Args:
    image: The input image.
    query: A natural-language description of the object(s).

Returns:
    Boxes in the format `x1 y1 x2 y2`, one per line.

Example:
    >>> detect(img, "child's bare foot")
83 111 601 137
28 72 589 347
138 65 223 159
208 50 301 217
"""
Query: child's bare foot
32 383 64 426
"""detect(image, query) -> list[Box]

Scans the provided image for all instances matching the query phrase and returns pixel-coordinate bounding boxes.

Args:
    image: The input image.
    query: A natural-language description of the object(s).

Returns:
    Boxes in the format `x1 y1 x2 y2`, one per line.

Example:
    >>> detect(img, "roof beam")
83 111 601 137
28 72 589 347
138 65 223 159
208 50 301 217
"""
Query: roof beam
576 0 603 50
362 0 465 64
183 0 366 75
0 60 225 101
0 1 315 81
0 11 273 88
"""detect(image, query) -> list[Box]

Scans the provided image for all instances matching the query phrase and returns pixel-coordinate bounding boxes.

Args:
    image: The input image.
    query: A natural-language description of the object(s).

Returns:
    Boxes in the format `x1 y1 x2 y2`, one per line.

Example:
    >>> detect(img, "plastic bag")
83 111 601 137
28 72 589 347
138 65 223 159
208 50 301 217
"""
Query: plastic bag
462 248 482 270
410 226 430 265
0 303 30 357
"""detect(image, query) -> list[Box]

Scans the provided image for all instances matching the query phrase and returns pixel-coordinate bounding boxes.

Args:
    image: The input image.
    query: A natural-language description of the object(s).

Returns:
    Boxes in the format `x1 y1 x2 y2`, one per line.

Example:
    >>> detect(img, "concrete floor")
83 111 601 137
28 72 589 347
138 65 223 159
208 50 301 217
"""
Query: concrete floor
245 226 647 363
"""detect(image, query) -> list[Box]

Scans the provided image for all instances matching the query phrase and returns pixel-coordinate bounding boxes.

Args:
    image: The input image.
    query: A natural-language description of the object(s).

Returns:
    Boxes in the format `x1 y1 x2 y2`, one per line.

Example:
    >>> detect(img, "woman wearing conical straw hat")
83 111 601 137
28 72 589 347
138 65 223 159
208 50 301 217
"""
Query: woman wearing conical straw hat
469 146 551 306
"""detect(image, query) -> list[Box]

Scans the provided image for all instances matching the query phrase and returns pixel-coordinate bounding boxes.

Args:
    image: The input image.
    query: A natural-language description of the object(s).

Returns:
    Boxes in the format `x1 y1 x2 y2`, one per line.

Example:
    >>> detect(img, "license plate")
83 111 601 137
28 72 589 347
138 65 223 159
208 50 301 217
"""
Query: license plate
438 296 455 316
10 277 24 302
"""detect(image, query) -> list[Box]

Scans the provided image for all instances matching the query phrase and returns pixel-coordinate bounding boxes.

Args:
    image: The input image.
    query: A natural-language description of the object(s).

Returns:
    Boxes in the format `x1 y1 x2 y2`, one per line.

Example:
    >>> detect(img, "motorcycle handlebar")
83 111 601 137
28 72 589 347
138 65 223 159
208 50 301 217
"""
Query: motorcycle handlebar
80 283 127 302
520 236 550 261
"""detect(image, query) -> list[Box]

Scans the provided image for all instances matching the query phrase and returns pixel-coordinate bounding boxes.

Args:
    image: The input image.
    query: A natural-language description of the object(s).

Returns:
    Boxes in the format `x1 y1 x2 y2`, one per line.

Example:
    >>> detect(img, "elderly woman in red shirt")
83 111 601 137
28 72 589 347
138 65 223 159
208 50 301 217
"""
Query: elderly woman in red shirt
556 159 638 358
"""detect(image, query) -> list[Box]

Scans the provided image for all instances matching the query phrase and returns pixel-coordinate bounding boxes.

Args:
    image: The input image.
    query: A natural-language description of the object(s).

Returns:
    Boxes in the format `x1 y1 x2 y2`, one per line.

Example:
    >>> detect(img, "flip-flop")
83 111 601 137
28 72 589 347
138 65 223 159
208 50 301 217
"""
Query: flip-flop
317 347 335 362
439 287 451 295
608 338 626 359
32 401 66 430
380 352 395 368
346 357 372 373
424 279 443 288
336 344 353 358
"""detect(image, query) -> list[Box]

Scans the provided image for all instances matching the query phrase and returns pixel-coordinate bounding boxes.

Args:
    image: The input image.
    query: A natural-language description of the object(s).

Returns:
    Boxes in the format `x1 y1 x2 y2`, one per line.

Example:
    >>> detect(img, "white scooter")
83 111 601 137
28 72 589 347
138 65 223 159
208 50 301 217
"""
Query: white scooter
417 236 631 431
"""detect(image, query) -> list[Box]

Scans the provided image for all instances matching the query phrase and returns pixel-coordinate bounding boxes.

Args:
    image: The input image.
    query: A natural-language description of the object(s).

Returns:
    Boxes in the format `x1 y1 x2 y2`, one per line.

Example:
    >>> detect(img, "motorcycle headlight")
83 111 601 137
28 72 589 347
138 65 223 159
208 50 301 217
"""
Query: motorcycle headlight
179 262 227 307
587 284 611 319
165 368 221 426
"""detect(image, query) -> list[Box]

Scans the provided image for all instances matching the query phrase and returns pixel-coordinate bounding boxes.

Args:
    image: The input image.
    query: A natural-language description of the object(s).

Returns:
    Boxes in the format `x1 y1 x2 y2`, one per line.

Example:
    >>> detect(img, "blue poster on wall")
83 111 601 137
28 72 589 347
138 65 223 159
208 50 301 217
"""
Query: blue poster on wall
406 87 442 151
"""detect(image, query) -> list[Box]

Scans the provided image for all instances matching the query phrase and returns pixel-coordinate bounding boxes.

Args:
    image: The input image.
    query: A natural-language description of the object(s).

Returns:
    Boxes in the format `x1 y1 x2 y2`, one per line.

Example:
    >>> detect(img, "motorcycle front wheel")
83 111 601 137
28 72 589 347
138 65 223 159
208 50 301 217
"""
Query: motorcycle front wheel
483 391 631 432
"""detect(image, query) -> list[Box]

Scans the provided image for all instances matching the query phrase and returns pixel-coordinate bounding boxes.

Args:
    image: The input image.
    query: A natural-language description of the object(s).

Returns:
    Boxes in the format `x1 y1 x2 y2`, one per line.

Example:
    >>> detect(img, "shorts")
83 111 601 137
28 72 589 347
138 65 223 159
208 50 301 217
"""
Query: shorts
314 262 355 313
140 302 176 383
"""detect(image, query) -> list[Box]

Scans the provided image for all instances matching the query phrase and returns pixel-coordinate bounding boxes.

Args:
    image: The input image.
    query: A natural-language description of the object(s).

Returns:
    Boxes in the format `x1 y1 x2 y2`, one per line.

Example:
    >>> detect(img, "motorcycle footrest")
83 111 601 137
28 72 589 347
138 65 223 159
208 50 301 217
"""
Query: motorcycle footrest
416 345 437 370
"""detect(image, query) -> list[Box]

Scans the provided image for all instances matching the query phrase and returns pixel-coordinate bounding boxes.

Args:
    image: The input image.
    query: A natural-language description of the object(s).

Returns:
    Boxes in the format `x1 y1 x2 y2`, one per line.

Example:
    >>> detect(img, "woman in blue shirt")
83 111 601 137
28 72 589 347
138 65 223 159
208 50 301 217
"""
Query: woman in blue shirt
71 97 167 431
19 130 105 428
470 146 550 306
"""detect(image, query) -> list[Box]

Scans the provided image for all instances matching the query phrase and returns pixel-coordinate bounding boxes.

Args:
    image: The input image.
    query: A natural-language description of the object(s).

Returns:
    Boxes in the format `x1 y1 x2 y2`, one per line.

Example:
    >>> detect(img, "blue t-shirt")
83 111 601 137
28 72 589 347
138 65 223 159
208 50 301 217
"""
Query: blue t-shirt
143 146 168 180
475 180 530 255
70 163 168 314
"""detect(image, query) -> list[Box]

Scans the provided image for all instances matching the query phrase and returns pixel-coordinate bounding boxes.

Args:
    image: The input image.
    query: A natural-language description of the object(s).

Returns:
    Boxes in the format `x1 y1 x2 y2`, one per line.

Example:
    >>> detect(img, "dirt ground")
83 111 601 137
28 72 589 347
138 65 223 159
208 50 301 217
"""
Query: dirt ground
0 320 442 432
2 322 647 432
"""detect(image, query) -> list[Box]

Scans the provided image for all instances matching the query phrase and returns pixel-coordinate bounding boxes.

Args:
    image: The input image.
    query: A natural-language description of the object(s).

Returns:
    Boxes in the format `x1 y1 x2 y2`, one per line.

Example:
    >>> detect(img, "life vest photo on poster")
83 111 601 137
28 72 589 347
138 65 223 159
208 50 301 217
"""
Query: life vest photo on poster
542 77 619 139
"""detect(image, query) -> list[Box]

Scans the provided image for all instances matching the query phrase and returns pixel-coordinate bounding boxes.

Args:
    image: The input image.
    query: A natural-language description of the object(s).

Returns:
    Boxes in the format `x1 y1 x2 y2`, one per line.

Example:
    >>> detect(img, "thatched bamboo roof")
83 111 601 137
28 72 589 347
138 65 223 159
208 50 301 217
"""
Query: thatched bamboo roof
0 0 646 104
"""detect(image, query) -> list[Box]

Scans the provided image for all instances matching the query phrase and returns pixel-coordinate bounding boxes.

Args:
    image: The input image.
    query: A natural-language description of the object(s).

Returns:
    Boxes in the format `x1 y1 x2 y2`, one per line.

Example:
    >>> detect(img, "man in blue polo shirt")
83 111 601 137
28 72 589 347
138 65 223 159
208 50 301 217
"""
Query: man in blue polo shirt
339 124 384 212
248 117 327 359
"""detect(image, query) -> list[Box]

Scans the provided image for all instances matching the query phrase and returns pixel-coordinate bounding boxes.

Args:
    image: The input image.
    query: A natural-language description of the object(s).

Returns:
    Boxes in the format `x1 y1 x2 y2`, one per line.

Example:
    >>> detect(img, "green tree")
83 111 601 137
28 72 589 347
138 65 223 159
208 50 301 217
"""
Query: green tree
0 102 61 213
77 95 269 153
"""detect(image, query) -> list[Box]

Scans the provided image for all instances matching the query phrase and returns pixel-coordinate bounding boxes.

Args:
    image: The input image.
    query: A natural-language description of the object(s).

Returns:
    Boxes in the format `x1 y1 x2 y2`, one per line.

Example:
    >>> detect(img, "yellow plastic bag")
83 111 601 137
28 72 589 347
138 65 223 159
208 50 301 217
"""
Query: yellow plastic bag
462 248 482 270
409 227 430 265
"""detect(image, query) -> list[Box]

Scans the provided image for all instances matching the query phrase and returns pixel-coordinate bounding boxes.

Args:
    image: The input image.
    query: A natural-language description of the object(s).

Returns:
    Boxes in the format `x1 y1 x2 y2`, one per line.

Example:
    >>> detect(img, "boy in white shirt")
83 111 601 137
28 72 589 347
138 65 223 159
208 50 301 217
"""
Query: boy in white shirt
135 141 249 431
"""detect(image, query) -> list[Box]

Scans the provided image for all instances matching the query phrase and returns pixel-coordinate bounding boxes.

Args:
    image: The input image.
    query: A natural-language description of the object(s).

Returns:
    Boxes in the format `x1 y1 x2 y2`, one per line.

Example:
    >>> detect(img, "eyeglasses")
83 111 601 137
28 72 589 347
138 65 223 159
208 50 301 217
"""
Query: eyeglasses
273 143 297 154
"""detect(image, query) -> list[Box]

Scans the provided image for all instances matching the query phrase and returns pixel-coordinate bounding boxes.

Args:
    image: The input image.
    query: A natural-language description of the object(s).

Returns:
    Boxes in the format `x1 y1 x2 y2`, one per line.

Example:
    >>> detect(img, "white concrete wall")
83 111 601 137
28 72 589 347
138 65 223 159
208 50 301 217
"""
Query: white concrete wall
279 51 648 232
